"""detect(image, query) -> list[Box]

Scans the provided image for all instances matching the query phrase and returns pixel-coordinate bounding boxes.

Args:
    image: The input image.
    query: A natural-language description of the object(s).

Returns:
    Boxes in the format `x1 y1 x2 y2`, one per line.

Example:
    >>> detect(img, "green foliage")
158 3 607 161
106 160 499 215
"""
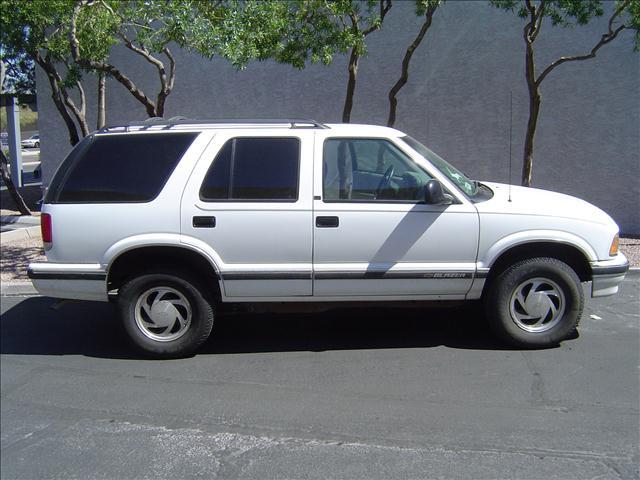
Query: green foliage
191 1 293 68
267 0 391 69
0 0 115 87
0 0 113 62
490 0 603 25
627 0 640 50
490 0 639 47
415 0 444 16
1 53 35 94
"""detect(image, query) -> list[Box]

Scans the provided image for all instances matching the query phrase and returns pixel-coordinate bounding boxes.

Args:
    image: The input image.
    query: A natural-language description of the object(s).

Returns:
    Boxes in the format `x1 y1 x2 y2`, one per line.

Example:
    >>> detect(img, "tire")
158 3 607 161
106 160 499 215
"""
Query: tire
484 257 583 348
35 142 39 148
118 271 214 358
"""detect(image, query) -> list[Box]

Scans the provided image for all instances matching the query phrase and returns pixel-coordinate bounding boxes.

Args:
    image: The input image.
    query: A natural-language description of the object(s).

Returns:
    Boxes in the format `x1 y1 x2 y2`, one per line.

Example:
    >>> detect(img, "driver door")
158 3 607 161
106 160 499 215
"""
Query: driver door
313 136 479 298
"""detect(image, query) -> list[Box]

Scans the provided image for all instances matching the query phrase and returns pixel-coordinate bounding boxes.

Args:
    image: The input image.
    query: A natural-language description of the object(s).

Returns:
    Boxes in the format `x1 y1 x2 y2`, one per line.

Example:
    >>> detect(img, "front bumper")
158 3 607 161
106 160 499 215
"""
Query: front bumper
590 253 629 298
27 262 108 302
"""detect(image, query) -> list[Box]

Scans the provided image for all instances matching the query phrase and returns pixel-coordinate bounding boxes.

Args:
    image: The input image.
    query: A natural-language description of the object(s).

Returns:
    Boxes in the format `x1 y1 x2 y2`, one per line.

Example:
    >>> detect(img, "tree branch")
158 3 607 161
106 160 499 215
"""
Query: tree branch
164 47 176 92
97 71 106 129
535 25 626 85
69 1 158 117
530 0 546 42
524 0 537 44
34 52 80 146
61 81 89 137
76 76 86 117
363 0 392 36
0 149 31 215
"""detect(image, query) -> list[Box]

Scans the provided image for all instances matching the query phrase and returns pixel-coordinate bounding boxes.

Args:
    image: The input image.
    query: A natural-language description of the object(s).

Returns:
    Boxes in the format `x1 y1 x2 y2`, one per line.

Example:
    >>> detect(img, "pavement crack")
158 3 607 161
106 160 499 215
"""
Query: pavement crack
521 351 548 406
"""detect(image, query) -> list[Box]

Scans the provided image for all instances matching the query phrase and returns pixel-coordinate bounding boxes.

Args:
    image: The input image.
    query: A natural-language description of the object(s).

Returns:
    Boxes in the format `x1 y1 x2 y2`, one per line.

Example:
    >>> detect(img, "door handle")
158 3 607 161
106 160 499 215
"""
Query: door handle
193 216 216 228
316 216 339 228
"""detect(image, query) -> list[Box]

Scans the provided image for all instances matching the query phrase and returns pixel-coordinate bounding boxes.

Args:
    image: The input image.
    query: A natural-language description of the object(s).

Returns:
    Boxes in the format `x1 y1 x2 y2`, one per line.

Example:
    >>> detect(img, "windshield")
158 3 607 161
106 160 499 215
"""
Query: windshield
400 135 478 197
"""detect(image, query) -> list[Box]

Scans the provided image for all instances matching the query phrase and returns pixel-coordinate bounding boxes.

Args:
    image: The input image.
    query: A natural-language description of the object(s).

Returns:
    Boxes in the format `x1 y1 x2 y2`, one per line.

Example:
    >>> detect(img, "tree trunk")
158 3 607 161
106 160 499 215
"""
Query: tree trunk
97 72 106 129
342 47 359 123
35 55 80 146
61 83 89 137
0 149 31 215
387 8 436 127
522 41 540 187
522 87 541 188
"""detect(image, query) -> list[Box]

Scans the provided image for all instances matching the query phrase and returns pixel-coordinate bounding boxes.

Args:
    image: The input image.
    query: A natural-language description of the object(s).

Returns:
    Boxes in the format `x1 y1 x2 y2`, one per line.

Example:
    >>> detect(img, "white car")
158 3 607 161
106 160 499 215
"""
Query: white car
21 133 39 149
28 119 628 357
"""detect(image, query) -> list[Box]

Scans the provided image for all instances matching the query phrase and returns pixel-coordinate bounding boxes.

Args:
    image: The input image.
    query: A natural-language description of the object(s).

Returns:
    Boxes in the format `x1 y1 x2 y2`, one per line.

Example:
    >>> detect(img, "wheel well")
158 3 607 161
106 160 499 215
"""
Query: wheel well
107 246 221 299
486 242 591 285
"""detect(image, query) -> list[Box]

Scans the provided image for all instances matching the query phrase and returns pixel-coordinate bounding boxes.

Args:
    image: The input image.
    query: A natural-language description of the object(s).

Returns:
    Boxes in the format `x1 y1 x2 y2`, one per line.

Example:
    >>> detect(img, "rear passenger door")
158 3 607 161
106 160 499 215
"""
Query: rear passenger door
181 131 313 298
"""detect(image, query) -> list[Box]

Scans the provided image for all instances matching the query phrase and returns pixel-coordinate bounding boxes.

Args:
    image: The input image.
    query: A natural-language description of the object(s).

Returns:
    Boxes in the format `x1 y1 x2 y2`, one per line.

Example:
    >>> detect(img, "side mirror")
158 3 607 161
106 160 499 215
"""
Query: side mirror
424 179 453 205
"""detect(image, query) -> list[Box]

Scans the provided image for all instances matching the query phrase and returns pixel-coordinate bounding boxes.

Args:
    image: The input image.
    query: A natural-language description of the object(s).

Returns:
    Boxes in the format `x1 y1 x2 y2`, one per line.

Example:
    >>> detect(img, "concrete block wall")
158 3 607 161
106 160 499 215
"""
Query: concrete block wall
36 1 640 233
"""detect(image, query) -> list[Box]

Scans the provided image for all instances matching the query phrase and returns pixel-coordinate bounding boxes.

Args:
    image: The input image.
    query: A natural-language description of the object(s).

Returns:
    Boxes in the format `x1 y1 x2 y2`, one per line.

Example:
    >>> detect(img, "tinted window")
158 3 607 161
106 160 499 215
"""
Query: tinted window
323 138 432 202
200 138 299 201
49 133 196 203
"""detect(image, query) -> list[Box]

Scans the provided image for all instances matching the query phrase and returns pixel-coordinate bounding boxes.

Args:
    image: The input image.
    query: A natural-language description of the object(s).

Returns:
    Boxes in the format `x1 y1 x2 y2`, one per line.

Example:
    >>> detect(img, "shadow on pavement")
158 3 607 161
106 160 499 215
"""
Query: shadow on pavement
0 296 548 359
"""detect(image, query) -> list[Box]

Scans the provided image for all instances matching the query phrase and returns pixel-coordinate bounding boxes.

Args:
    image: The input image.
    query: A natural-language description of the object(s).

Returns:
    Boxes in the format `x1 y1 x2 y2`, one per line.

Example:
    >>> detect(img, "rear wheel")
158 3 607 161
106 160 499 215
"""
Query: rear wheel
484 257 583 348
118 271 214 358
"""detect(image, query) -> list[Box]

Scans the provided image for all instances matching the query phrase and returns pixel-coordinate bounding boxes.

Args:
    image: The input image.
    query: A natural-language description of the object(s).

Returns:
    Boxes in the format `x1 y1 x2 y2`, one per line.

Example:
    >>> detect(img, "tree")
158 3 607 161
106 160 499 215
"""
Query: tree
0 51 35 95
387 0 441 127
0 0 112 146
68 0 302 119
68 0 186 119
276 0 392 123
339 0 392 122
0 150 31 215
491 0 639 187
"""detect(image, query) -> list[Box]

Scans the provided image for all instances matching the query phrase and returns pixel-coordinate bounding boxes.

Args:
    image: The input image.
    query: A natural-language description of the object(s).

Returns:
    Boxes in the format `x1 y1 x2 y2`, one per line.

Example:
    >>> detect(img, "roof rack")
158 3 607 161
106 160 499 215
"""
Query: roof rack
97 117 329 133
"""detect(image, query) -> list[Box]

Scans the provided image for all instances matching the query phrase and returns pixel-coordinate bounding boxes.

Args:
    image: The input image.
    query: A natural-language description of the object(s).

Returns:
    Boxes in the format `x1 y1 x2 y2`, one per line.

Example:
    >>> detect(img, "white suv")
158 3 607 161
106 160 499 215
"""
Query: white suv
29 119 629 357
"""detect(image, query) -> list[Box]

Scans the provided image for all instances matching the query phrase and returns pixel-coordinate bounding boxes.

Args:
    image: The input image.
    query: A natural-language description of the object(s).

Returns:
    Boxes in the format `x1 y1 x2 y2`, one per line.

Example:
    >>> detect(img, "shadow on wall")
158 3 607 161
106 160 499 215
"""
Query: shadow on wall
0 296 570 360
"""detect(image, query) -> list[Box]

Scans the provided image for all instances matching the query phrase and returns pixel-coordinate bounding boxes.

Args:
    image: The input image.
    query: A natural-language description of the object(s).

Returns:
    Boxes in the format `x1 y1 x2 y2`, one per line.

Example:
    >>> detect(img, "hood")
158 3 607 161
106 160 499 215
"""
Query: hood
476 182 616 227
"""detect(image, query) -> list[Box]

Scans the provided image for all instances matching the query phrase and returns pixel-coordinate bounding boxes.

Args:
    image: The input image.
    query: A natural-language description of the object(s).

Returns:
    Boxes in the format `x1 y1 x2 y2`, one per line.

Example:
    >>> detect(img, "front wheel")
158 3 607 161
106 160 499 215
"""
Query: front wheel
118 272 214 358
484 257 583 348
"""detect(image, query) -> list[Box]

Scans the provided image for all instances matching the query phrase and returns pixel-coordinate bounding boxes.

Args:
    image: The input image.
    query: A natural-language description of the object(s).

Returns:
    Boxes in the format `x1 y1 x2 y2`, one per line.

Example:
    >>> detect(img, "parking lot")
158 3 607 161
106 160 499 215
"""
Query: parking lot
1 276 638 479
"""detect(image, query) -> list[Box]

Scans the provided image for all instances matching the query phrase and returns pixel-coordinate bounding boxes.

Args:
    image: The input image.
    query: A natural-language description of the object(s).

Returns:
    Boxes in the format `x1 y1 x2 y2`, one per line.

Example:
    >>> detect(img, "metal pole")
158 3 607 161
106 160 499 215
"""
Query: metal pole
6 96 23 187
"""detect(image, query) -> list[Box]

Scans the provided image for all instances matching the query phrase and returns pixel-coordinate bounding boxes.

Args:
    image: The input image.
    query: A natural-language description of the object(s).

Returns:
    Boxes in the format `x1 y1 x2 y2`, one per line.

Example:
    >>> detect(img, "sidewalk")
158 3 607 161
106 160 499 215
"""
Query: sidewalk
1 215 46 286
0 215 41 243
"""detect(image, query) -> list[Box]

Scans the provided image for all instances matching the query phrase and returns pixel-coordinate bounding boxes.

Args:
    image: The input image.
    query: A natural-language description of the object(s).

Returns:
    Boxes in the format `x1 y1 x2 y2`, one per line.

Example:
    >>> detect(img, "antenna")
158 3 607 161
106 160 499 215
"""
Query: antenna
508 90 513 203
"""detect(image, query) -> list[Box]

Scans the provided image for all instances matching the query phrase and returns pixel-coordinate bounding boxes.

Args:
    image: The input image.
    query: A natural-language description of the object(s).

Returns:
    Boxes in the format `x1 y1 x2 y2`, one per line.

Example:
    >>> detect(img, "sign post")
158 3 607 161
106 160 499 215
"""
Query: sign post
5 96 23 187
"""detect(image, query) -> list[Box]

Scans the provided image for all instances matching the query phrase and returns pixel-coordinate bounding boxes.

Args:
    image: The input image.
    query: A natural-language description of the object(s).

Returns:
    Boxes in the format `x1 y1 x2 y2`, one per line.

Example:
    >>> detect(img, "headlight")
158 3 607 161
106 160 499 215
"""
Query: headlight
609 234 619 256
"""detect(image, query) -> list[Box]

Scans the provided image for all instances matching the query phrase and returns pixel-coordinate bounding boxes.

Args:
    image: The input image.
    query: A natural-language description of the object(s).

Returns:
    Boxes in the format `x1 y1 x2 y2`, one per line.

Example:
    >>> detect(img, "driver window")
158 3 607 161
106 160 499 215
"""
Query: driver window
323 138 432 202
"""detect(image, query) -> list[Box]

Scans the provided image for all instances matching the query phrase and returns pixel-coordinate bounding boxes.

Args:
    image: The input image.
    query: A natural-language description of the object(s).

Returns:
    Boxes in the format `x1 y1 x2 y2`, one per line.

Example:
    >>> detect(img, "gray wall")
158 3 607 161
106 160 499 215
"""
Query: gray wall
36 1 640 233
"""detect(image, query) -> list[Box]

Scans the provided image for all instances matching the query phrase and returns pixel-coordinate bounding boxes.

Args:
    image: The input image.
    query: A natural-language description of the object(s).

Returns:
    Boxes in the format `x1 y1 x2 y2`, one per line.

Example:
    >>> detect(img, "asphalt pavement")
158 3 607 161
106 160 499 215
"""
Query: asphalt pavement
1 278 638 479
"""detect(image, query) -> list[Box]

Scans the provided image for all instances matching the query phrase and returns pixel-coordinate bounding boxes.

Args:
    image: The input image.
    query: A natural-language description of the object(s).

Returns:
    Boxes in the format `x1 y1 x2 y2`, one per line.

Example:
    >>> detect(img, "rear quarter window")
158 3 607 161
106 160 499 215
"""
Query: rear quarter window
46 132 197 203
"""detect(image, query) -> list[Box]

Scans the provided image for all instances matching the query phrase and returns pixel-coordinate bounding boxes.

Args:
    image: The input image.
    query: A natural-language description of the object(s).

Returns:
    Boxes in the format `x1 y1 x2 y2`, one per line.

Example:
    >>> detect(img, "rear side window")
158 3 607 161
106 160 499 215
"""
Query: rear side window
200 137 299 201
46 132 197 203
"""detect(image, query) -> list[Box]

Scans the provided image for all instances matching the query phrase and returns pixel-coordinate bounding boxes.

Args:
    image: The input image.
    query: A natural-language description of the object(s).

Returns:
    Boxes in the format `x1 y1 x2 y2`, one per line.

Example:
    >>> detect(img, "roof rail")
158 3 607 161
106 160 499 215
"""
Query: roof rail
97 118 329 133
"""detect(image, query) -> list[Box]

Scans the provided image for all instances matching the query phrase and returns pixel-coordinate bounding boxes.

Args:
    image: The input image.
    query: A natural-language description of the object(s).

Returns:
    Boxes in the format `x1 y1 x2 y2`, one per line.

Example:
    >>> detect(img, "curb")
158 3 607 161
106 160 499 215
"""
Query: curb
0 226 41 245
627 267 640 278
0 281 39 296
0 215 40 225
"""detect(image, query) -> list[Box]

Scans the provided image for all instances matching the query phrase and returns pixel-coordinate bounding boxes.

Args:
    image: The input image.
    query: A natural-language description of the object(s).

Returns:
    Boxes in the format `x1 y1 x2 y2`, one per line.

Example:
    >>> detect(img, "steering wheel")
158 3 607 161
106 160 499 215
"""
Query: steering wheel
375 165 395 199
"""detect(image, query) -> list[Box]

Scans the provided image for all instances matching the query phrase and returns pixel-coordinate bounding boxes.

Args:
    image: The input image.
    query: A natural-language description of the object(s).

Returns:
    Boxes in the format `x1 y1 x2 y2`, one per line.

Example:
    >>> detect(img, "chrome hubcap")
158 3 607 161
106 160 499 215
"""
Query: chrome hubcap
134 287 192 342
509 278 565 333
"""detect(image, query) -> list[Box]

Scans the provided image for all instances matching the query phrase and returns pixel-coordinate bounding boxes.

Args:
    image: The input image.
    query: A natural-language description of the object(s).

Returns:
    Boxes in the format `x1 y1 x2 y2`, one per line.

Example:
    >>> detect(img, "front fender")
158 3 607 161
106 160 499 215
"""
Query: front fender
479 230 598 269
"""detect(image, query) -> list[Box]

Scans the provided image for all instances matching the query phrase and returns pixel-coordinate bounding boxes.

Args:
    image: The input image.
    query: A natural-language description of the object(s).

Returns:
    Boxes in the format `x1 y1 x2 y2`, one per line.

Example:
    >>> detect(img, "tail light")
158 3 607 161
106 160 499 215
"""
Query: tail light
41 213 52 249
